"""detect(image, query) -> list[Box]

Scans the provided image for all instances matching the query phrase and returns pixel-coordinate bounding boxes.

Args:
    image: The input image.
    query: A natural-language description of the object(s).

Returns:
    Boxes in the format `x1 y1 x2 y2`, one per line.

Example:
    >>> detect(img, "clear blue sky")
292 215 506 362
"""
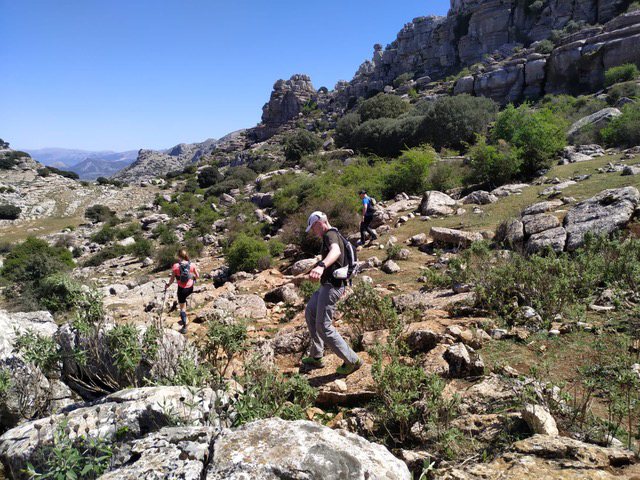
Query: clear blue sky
0 0 450 152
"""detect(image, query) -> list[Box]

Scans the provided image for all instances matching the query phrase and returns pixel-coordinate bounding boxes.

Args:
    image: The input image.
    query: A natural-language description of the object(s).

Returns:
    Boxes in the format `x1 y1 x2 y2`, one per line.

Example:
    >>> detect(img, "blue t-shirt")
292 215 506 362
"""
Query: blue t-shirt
362 196 374 217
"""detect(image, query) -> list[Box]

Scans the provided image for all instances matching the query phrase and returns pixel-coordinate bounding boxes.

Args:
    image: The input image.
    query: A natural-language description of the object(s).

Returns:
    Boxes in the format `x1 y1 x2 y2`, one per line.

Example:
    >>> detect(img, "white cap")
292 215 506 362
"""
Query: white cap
306 211 326 232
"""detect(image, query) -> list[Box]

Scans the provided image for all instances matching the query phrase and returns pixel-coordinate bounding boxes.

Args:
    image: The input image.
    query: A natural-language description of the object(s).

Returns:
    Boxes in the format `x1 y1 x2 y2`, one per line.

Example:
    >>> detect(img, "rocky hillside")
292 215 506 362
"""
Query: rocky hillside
0 147 158 241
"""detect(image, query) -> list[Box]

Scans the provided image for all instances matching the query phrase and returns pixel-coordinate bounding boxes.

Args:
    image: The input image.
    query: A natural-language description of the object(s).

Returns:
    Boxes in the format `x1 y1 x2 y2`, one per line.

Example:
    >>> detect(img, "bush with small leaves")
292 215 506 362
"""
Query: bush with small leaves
604 63 639 87
358 92 410 121
383 145 436 197
334 112 362 147
198 319 248 381
492 103 567 176
466 136 522 187
85 204 116 223
338 280 399 342
197 166 223 188
417 94 499 151
600 102 640 148
0 237 74 286
0 204 21 220
535 39 555 54
13 329 62 375
283 130 323 162
233 355 317 426
225 233 271 273
299 279 320 302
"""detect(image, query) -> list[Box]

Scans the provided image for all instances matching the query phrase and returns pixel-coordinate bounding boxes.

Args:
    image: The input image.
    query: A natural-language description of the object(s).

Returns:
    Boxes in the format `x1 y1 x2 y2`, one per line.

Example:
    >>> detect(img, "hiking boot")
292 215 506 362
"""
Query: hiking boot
336 358 362 375
179 325 187 334
371 233 378 241
301 356 324 368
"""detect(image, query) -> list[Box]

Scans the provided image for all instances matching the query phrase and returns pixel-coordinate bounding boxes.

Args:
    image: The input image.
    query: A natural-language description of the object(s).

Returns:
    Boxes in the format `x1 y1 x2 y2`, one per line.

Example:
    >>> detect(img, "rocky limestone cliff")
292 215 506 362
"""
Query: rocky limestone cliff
253 74 318 141
112 138 218 184
338 0 639 103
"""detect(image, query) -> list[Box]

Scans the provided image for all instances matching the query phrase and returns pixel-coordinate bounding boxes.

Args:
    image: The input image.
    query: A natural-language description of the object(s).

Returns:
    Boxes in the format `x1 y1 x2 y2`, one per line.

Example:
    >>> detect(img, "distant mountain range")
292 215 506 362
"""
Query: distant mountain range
24 148 139 180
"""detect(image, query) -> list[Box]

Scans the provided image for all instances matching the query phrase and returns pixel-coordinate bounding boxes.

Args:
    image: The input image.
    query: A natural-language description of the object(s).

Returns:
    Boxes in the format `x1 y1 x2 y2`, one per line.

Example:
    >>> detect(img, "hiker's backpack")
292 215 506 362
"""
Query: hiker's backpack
327 228 359 284
178 261 192 284
367 196 377 213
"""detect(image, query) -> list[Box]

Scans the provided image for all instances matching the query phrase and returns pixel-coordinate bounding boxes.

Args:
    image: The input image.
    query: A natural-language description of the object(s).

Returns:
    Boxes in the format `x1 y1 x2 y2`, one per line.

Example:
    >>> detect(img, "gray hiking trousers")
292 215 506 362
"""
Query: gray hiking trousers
305 283 359 364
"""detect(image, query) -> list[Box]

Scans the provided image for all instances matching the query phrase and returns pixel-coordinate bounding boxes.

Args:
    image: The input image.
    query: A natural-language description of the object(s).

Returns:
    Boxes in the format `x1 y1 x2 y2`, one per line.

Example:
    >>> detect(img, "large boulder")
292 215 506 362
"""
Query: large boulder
212 293 268 319
99 427 218 480
462 190 498 205
207 418 411 480
430 227 483 248
0 386 229 478
521 213 560 236
526 226 567 254
564 187 640 251
419 191 457 217
566 108 622 143
439 434 637 479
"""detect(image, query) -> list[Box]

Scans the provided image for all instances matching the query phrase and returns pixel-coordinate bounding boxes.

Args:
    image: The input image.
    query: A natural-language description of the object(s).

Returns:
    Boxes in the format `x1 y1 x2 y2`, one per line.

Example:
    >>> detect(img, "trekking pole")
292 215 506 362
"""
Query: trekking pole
158 286 168 328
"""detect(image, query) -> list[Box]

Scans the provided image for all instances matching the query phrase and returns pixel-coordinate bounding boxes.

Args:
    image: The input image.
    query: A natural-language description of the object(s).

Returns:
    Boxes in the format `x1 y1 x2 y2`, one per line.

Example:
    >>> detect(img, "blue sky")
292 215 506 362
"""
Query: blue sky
0 0 450 152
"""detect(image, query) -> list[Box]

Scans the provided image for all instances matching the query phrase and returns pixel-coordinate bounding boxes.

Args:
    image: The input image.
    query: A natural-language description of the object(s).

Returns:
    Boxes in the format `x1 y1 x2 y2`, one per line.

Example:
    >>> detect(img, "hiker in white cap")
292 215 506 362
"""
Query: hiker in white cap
302 211 362 375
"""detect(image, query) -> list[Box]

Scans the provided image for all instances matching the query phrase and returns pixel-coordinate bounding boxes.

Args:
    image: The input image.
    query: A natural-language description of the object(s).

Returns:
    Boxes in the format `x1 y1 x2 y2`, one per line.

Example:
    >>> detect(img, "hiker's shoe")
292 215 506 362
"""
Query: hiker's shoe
371 233 378 241
301 356 324 368
179 325 187 334
336 358 362 375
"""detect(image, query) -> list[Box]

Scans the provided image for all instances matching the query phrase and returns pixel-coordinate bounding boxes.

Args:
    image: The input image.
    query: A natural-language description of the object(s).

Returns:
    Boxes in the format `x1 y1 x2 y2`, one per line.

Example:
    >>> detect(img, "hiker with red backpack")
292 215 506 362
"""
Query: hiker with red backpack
164 248 199 334
302 211 362 375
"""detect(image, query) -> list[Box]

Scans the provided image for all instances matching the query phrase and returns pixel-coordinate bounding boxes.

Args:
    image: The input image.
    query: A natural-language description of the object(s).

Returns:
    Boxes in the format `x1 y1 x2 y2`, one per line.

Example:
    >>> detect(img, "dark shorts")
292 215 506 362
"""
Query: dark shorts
177 285 194 304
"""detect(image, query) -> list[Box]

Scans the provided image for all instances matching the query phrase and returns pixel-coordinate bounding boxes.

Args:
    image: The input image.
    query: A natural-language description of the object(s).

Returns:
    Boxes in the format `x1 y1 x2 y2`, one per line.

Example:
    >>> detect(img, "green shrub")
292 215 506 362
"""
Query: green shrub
492 103 567 176
268 238 285 257
197 166 222 188
96 177 127 188
338 281 399 341
334 112 362 147
82 244 128 267
358 93 410 121
0 237 74 285
0 369 10 397
0 157 16 169
37 167 51 177
24 419 112 480
154 244 180 270
601 102 640 147
37 273 87 313
153 223 179 245
350 117 397 156
428 162 463 192
13 329 62 375
0 204 21 219
233 356 317 426
467 136 522 187
605 63 640 87
393 73 413 89
130 237 153 259
607 81 640 104
90 225 116 244
47 166 79 180
418 94 499 151
85 204 116 223
283 130 323 162
199 320 248 380
225 233 271 273
204 178 244 197
383 145 435 196
528 0 545 12
105 323 158 386
535 39 555 54
299 279 320 302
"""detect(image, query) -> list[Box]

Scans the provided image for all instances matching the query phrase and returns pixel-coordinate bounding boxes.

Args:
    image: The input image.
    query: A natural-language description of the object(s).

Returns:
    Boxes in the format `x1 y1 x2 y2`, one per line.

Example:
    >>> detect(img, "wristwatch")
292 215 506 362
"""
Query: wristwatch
318 261 326 268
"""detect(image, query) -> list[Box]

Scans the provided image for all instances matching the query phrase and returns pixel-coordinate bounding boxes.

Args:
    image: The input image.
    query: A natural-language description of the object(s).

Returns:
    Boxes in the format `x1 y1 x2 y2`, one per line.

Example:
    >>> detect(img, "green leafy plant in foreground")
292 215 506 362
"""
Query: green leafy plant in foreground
24 419 112 480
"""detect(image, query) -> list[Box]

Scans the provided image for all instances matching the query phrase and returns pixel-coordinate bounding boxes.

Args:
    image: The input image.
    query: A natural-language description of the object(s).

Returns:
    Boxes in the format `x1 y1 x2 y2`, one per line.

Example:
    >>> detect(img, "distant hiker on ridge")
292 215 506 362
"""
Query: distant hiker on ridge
359 189 377 245
302 211 362 375
164 248 199 334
